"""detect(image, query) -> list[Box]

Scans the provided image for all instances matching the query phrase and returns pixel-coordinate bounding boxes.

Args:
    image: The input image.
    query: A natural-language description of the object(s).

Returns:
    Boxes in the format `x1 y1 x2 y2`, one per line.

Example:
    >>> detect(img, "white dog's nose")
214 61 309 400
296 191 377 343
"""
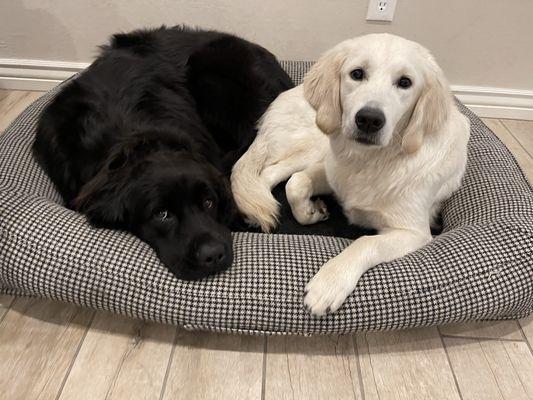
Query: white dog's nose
355 107 386 134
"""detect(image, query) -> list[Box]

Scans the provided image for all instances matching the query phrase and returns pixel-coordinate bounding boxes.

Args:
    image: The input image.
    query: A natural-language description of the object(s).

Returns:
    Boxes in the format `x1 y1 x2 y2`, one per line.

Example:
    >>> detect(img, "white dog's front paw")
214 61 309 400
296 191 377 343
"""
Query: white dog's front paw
303 259 358 317
285 172 329 226
292 198 329 225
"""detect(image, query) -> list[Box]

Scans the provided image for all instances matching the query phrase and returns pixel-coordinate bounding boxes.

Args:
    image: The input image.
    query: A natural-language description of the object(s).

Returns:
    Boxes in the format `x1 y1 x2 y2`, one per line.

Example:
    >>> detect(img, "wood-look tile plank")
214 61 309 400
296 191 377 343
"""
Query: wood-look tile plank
0 294 15 322
265 335 362 400
59 311 175 400
501 340 533 397
500 119 533 156
162 330 263 400
443 336 533 400
440 321 523 340
0 90 43 132
481 118 533 182
356 328 461 400
0 89 10 103
0 298 94 400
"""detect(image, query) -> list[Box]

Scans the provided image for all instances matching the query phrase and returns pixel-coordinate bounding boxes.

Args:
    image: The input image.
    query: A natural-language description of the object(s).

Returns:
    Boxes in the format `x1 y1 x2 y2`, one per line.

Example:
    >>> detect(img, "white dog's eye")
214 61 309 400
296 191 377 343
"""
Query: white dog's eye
350 68 365 81
397 76 412 89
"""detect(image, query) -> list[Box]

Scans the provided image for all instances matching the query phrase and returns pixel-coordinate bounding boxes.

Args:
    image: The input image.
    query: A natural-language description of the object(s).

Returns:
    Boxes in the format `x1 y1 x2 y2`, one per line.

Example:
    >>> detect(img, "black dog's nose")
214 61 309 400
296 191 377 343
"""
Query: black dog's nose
355 107 386 134
196 242 228 270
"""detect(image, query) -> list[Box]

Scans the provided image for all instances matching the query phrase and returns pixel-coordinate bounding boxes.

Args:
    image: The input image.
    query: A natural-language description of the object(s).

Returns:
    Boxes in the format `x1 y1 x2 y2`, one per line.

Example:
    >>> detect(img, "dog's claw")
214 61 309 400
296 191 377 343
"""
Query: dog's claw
314 199 329 221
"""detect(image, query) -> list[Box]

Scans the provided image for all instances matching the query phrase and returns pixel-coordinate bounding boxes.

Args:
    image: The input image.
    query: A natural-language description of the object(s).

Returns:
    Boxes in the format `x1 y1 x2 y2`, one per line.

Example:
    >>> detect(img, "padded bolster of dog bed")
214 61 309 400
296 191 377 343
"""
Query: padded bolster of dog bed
0 61 532 335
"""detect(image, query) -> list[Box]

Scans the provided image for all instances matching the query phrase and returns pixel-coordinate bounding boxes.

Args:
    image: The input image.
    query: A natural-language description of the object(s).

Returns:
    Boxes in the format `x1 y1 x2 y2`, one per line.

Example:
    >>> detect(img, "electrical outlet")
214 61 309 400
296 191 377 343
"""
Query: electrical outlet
366 0 397 22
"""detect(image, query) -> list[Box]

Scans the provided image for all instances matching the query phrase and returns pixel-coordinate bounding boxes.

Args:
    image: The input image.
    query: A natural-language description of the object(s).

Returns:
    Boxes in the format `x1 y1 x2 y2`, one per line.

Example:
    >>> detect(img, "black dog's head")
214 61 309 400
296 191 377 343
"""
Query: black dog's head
73 136 235 280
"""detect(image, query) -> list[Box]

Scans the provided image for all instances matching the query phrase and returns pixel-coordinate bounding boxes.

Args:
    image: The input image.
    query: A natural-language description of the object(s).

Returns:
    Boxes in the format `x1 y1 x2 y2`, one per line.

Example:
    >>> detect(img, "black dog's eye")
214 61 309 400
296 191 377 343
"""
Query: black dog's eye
203 199 215 210
350 68 365 81
154 210 173 222
397 76 412 89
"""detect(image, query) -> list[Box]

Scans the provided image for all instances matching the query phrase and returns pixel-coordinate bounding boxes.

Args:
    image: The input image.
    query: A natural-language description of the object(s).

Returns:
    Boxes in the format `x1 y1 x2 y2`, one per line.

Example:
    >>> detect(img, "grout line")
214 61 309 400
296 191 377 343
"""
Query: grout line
286 351 295 400
0 296 16 326
54 310 97 400
158 326 180 400
261 336 268 400
352 335 366 400
440 333 526 343
438 327 464 400
499 119 533 159
517 321 533 357
364 333 381 400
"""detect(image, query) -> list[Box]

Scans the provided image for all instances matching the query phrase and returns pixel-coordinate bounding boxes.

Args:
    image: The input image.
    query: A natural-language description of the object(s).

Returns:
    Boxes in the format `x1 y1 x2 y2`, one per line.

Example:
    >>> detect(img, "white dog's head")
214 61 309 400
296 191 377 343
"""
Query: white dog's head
304 34 452 153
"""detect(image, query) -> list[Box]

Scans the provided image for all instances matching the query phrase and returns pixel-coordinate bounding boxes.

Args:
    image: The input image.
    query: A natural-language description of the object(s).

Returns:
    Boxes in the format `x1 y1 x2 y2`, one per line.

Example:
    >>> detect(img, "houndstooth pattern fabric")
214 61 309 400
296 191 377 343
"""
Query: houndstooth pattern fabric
0 62 532 335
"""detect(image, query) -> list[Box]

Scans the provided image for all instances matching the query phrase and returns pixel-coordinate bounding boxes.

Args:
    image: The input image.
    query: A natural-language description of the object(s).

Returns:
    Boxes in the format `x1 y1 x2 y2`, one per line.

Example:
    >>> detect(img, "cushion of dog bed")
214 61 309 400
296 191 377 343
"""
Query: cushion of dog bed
0 61 532 335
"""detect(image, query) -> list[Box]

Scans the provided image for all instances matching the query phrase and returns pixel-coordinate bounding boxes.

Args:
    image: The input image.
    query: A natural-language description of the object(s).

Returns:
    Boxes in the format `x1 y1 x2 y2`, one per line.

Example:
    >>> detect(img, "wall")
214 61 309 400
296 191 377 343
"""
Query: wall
1 0 532 89
0 0 532 118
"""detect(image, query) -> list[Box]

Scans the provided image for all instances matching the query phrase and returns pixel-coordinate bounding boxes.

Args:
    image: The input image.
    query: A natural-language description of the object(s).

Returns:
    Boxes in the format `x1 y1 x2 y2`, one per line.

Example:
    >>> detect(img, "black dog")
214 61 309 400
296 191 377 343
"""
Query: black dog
33 26 293 280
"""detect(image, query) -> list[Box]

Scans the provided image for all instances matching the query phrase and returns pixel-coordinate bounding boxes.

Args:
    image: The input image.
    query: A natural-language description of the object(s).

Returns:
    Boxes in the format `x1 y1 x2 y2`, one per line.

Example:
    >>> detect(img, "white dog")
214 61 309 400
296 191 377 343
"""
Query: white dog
231 34 470 316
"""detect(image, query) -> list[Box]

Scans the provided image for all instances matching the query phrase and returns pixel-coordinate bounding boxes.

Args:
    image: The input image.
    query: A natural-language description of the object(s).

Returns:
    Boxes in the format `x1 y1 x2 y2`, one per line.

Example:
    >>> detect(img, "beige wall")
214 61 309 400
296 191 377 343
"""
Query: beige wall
1 0 532 90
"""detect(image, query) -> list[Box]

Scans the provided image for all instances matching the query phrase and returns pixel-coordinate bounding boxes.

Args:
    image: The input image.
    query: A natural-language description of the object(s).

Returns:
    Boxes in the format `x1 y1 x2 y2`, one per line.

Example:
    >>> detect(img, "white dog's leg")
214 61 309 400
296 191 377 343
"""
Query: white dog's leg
261 160 306 190
285 162 332 225
304 228 431 316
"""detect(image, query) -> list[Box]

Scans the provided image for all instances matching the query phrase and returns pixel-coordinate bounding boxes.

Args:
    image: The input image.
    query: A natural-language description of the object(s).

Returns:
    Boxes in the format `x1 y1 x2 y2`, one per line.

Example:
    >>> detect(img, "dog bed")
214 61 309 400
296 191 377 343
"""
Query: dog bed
0 61 532 335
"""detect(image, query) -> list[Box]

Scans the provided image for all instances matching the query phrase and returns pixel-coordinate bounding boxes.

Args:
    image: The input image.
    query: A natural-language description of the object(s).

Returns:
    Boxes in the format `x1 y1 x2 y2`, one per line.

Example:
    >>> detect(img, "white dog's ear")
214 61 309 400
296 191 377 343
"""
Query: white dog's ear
303 49 346 135
402 62 452 154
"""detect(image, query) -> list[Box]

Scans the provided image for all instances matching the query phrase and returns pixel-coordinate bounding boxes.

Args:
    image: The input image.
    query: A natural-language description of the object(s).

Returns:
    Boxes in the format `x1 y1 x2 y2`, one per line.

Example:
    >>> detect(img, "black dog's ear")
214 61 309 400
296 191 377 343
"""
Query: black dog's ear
106 136 148 171
71 165 128 229
72 136 155 228
71 144 138 228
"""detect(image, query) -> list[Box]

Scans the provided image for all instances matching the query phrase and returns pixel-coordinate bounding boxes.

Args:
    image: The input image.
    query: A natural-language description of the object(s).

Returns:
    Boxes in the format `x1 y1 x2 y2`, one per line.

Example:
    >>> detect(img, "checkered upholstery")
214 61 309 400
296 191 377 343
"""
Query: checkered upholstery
0 62 532 335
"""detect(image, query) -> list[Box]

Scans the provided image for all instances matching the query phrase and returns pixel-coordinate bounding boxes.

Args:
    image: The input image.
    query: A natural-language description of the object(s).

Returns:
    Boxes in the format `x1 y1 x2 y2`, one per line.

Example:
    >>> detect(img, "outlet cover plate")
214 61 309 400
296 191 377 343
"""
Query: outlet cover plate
366 0 397 22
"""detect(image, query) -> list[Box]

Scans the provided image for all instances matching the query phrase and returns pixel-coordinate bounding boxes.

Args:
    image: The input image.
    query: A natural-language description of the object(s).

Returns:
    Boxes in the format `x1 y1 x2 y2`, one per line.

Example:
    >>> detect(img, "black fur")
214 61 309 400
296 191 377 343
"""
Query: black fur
33 26 293 280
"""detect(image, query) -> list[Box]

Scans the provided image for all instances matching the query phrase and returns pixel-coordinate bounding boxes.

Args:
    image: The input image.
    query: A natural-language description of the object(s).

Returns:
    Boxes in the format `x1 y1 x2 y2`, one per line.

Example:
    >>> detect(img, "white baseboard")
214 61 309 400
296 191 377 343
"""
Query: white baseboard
0 58 88 91
452 85 533 120
1 58 533 120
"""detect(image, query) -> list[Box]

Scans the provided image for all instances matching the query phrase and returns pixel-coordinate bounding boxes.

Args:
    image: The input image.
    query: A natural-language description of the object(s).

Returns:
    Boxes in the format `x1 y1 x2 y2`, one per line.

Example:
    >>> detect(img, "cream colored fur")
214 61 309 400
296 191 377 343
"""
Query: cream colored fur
231 33 470 316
